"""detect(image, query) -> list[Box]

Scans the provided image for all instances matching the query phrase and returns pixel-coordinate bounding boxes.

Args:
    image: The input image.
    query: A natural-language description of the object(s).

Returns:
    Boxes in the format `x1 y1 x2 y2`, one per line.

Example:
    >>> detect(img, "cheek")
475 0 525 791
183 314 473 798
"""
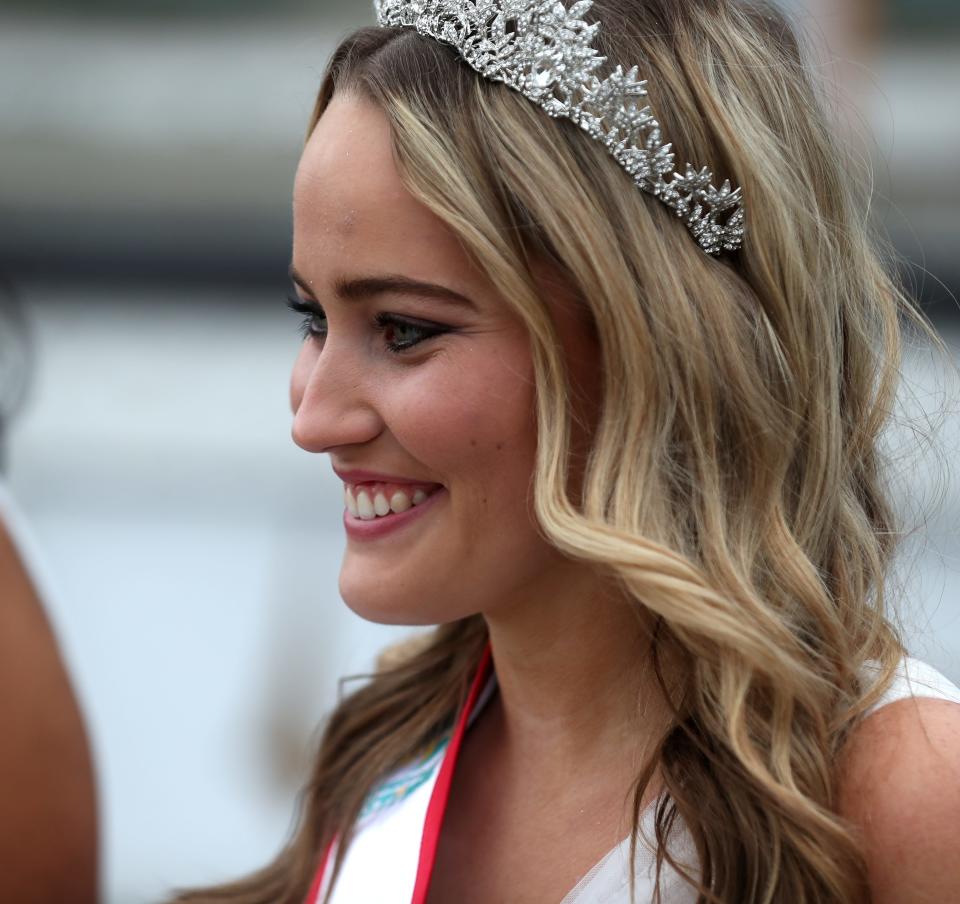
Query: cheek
388 349 537 503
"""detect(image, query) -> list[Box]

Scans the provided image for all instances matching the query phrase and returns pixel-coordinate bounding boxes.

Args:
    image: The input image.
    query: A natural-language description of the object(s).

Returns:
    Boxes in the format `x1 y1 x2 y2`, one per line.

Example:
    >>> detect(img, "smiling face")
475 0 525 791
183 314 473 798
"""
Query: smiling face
289 91 602 626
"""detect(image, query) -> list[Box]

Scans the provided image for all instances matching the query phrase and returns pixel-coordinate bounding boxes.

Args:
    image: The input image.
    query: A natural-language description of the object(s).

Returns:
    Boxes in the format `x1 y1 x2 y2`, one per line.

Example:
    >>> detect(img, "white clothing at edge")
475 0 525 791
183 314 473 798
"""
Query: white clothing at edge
320 656 960 904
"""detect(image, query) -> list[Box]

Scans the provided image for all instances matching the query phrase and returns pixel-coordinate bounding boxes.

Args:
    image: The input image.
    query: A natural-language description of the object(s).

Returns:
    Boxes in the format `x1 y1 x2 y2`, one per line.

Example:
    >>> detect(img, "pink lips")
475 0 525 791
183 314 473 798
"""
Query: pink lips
343 486 447 540
333 467 443 487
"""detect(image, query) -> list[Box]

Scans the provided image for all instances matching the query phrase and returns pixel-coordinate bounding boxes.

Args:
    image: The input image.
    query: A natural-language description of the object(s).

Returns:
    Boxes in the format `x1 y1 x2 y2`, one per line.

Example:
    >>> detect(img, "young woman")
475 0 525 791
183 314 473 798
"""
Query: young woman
174 1 960 901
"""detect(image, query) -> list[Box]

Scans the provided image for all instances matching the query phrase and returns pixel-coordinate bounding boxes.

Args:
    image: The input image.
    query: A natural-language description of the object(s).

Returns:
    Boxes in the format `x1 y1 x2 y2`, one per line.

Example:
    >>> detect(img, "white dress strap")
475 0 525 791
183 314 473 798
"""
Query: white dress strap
560 802 698 904
861 656 960 715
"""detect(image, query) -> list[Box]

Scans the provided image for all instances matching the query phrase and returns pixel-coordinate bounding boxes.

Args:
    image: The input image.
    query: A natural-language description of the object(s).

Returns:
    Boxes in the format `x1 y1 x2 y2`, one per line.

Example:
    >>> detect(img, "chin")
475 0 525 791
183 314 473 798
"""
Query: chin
338 574 452 627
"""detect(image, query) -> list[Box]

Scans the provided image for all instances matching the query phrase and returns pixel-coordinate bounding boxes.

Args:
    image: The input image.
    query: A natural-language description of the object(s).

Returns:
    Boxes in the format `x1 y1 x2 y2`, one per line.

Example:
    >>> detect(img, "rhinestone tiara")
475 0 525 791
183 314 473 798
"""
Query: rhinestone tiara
372 0 745 255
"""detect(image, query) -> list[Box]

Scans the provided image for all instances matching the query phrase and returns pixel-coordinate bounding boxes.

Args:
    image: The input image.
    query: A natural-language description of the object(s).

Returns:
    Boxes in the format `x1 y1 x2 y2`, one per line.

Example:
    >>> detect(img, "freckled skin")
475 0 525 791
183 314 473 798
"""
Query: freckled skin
289 92 603 627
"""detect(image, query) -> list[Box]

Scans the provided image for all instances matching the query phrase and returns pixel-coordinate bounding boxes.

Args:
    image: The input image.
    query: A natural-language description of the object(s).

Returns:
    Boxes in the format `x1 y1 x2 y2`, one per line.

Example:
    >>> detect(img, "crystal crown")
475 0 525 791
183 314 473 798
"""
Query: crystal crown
373 0 745 255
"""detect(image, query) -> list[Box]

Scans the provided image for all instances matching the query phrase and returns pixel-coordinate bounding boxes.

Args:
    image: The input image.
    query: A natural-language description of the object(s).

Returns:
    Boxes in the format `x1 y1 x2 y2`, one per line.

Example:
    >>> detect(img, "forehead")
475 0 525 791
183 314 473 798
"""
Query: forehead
292 92 479 289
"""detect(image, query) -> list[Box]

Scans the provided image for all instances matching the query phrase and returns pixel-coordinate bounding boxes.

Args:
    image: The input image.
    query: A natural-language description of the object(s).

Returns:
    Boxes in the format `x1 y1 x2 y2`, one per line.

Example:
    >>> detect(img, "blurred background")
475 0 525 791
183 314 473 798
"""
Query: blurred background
1 1 958 901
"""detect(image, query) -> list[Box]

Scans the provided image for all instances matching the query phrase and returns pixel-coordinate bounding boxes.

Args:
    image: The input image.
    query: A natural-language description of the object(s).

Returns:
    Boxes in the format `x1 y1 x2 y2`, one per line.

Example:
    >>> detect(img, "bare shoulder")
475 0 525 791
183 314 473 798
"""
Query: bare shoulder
838 695 960 904
0 519 98 903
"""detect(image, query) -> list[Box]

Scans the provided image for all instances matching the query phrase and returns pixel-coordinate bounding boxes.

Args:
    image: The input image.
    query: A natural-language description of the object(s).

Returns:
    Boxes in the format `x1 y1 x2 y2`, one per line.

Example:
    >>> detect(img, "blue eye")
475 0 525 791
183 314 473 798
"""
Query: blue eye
285 297 449 354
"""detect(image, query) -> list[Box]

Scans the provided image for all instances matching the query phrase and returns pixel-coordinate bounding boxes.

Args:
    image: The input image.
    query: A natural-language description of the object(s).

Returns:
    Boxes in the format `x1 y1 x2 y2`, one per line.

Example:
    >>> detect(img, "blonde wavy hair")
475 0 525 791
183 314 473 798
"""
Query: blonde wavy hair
171 0 953 901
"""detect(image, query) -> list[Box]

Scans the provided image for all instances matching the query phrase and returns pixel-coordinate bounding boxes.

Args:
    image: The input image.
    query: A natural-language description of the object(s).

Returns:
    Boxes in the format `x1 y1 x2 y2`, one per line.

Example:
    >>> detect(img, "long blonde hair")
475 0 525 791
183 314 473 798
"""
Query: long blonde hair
171 1 952 901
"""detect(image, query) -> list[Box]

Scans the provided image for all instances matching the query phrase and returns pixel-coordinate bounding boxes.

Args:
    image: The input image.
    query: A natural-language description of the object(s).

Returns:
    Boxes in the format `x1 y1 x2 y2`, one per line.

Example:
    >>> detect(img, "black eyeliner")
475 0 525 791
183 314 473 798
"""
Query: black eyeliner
286 296 322 316
285 295 453 353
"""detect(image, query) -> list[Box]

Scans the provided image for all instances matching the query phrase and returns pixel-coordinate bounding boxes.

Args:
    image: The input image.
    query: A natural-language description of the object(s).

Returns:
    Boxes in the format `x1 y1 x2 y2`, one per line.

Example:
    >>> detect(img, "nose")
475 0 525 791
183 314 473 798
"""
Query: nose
289 342 383 454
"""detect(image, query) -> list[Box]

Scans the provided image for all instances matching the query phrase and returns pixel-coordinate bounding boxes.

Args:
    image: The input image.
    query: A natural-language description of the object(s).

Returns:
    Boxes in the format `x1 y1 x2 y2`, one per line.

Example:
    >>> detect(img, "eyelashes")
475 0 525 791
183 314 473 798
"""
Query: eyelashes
285 296 451 354
286 297 326 342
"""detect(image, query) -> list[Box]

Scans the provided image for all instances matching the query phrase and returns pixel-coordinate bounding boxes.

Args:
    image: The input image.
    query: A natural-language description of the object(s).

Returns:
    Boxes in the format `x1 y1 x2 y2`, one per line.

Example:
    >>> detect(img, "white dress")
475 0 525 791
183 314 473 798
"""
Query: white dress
318 656 960 904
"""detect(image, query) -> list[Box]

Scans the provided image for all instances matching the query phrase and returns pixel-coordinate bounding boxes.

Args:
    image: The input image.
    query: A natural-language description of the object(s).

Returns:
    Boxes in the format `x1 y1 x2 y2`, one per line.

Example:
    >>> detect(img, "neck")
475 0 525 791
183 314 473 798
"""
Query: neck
480 563 674 782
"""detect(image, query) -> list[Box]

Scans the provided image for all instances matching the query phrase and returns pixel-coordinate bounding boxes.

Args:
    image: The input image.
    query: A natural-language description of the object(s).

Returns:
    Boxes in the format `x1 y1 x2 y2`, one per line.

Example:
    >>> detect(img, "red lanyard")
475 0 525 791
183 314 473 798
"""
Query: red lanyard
306 644 493 904
411 644 493 902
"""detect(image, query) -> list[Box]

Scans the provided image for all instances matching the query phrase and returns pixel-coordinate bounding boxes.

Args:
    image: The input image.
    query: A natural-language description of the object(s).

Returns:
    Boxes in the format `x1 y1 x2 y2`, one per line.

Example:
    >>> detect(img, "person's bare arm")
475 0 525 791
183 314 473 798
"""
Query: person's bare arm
0 520 98 904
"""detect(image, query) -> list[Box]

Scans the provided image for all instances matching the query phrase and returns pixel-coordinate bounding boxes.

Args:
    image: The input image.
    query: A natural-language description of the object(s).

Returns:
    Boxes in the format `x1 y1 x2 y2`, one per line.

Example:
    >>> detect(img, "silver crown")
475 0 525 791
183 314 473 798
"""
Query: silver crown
373 0 745 255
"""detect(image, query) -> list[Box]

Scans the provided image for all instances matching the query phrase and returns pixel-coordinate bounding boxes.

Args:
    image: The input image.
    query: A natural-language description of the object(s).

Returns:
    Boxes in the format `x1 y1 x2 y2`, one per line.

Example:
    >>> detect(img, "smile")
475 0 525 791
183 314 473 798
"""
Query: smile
342 483 447 541
344 481 443 520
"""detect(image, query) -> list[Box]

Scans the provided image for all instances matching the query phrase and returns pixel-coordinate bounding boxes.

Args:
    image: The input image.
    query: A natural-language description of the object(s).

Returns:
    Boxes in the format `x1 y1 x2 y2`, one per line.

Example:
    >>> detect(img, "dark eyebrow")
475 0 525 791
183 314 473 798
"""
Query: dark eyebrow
288 264 478 312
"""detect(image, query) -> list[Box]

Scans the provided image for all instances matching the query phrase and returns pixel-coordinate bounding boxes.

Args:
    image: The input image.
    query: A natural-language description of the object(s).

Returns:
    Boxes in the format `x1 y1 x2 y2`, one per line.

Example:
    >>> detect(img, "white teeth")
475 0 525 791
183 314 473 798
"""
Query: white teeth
389 491 412 514
356 489 376 520
345 484 438 520
345 485 359 517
